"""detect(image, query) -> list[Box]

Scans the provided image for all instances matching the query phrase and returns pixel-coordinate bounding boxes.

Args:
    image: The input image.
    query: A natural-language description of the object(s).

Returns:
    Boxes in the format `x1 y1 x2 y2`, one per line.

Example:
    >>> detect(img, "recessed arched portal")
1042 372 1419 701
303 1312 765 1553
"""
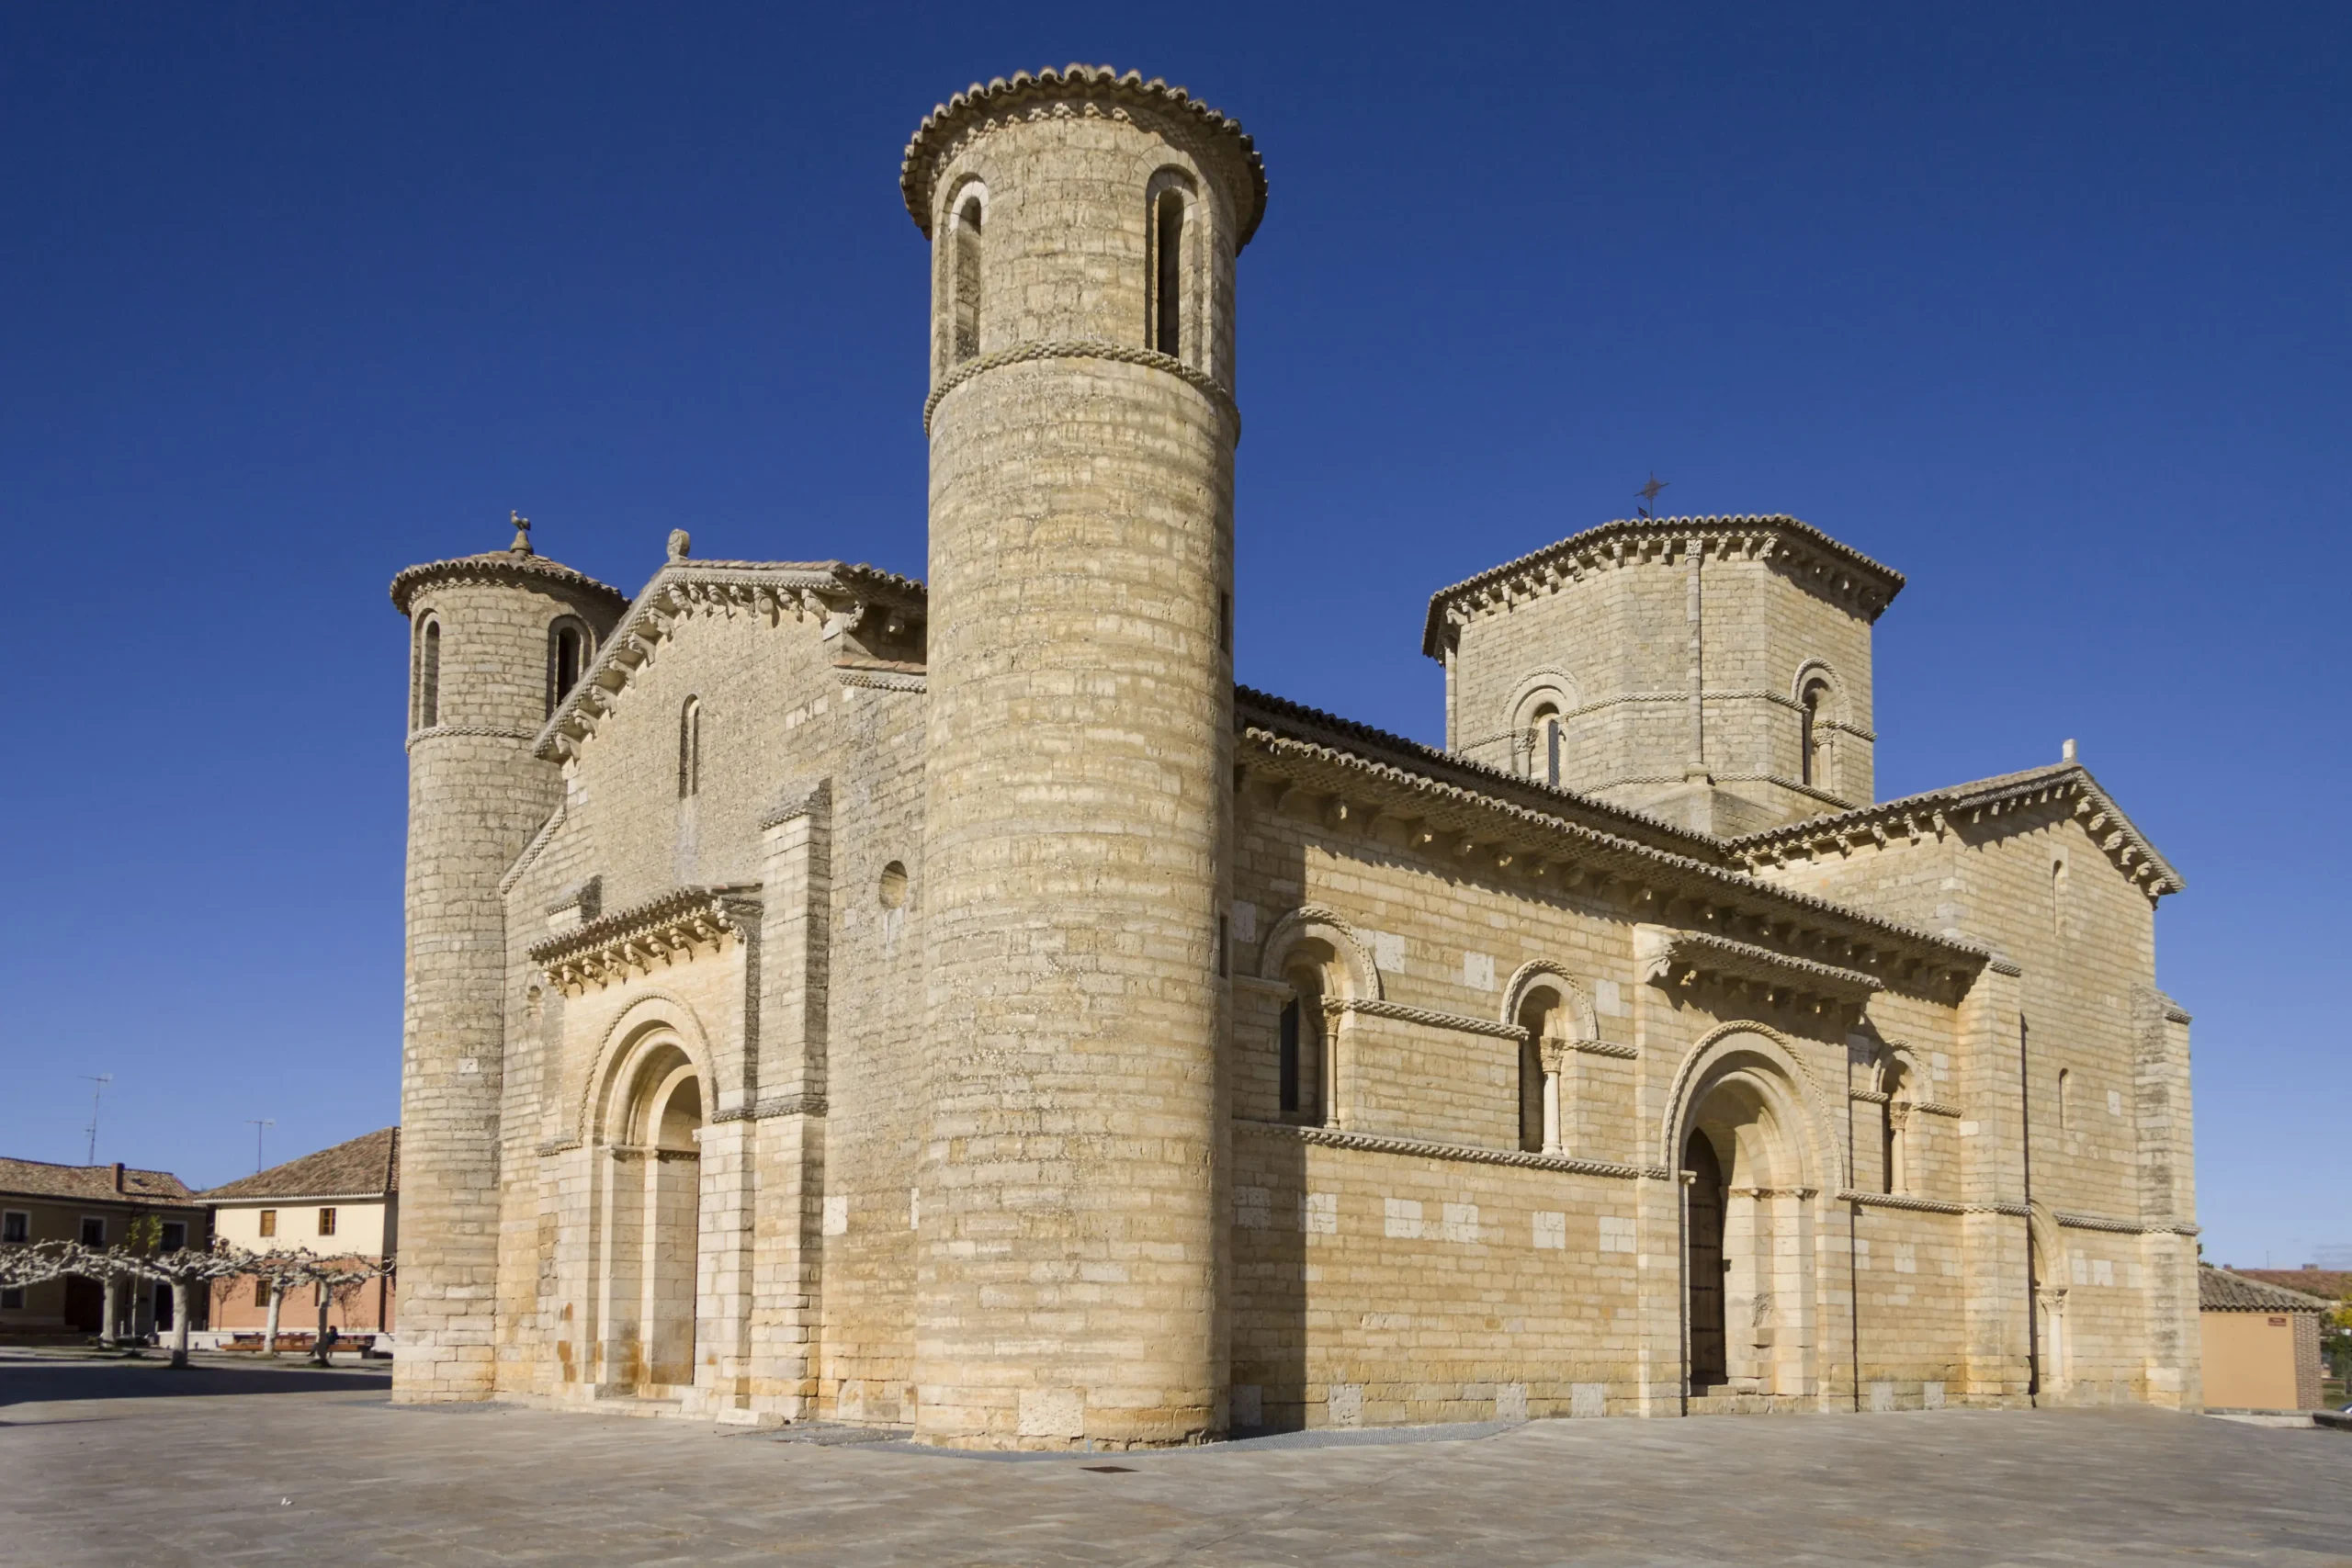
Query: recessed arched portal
1668 1027 1833 1402
594 1035 707 1397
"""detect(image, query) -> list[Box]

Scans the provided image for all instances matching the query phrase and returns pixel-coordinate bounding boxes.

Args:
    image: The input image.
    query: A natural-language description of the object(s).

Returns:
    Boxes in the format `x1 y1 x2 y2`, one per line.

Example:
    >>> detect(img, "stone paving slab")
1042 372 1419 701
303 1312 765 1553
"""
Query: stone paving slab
2 1352 2346 1565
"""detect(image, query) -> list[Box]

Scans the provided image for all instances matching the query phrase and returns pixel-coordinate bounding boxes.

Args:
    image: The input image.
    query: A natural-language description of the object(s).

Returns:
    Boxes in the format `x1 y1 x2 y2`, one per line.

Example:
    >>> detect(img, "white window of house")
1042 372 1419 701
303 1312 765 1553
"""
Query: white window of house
1 1211 28 1245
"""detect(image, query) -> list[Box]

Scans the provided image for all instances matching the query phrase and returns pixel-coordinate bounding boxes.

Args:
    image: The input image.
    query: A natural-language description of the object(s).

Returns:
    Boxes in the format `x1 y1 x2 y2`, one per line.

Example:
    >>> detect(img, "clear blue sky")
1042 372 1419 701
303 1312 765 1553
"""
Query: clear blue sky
3 4 2342 1267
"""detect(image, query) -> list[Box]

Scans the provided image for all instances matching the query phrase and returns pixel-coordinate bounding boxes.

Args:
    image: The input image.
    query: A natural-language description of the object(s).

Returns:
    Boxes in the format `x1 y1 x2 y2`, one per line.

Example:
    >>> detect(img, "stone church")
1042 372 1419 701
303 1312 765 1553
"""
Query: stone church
389 66 2199 1447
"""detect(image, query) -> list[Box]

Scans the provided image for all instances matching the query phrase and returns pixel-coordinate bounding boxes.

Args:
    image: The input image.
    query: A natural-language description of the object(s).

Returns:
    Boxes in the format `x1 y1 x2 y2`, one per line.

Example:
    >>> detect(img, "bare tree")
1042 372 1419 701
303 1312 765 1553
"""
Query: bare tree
0 1239 74 1293
215 1247 392 1362
59 1240 242 1369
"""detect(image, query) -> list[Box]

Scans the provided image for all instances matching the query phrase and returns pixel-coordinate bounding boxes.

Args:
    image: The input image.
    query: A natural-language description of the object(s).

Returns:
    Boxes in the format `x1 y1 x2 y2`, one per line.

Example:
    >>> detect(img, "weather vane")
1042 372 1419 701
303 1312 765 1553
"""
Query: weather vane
510 510 533 554
1634 472 1669 519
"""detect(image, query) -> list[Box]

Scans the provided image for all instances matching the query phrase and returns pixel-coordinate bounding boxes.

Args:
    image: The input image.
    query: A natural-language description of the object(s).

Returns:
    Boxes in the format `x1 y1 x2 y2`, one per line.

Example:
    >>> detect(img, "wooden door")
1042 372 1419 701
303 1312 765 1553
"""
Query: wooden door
1685 1131 1726 1388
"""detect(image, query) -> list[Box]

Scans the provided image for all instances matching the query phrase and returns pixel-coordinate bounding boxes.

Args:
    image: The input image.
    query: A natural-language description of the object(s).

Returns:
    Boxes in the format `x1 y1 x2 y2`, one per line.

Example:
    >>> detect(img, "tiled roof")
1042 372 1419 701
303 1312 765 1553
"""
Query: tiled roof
1726 760 2185 900
2230 1269 2352 1303
0 1157 198 1204
198 1128 399 1202
2199 1267 2331 1313
1422 514 1906 656
390 546 628 616
901 65 1267 245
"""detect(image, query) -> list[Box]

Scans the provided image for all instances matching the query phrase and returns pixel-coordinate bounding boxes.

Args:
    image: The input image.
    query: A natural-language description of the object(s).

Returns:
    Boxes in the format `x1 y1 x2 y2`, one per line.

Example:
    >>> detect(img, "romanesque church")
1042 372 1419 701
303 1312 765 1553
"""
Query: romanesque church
389 65 2198 1448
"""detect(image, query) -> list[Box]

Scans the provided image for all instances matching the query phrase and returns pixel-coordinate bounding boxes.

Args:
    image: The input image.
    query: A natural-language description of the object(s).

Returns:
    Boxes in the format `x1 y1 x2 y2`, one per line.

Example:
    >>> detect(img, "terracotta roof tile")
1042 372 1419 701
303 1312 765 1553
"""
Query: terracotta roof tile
0 1157 198 1204
198 1128 399 1202
2199 1266 2332 1313
2230 1269 2352 1303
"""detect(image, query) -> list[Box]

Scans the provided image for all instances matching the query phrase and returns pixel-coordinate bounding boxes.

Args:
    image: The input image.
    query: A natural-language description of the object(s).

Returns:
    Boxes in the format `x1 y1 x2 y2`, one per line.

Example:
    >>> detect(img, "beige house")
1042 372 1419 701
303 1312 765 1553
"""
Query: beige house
0 1158 209 1337
202 1127 399 1340
2199 1268 2327 1413
388 66 2199 1448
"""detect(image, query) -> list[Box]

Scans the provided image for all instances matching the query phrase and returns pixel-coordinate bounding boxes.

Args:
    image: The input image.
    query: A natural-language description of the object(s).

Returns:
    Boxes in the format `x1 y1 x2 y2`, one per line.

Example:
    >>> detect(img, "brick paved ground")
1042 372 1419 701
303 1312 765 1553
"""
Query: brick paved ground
3 1349 2346 1565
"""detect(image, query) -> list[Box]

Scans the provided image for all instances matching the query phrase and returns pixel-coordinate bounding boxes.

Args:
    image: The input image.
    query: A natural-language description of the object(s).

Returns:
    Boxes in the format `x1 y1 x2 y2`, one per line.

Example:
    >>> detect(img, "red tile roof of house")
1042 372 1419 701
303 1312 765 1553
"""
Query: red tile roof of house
198 1128 399 1202
0 1157 198 1204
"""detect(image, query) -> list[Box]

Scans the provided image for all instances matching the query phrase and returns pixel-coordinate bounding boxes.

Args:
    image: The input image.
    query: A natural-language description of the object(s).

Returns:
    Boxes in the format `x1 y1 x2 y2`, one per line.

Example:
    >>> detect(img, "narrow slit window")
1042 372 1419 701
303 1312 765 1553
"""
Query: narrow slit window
678 697 702 798
548 619 588 716
1799 678 1830 788
1153 189 1184 356
952 194 983 364
417 617 441 728
1278 998 1301 1115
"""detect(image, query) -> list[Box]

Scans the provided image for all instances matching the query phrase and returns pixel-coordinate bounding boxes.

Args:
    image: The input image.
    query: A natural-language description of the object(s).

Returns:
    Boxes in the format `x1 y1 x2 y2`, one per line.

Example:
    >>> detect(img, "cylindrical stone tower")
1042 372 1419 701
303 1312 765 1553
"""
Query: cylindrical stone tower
903 66 1266 1450
389 521 624 1402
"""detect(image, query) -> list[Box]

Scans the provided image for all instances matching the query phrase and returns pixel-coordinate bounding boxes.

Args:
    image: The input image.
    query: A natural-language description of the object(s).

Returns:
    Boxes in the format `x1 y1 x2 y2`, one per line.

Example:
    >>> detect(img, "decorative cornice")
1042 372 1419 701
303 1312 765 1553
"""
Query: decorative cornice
759 778 831 831
1837 1190 2030 1217
834 664 927 694
2055 1209 2198 1236
709 1092 827 1124
499 804 567 897
1236 690 1991 987
536 561 926 763
528 885 761 994
390 548 628 618
1422 514 1906 658
405 723 538 751
901 64 1266 246
1242 1119 1668 1181
1333 997 1526 1041
1571 1039 1640 1060
923 338 1238 439
1727 761 2185 902
1635 927 1883 1007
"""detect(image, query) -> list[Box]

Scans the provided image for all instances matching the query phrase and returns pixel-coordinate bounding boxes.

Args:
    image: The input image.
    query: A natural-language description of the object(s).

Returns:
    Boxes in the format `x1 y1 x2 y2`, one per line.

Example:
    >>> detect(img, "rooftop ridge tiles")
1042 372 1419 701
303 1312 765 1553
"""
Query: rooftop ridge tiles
1420 513 1907 657
2199 1266 2334 1313
900 64 1267 246
1234 685 1712 852
197 1126 401 1201
533 558 927 761
390 547 628 616
1235 708 1992 966
1724 760 2185 897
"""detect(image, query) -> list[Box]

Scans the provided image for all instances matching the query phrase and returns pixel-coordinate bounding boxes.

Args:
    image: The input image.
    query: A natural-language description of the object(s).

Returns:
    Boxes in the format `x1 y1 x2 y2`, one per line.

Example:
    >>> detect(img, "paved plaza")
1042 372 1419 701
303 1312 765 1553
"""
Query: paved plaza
2 1349 2346 1566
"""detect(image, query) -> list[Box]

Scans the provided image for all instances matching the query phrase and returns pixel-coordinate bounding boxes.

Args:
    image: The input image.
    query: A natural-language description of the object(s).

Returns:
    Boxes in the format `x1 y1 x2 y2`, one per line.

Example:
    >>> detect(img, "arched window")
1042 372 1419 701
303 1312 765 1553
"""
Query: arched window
415 616 441 728
1881 1058 1907 1195
2058 1067 2072 1132
1516 987 1557 1153
951 192 983 364
547 617 590 717
677 697 701 798
1530 703 1563 788
1278 966 1324 1122
1799 676 1832 788
2051 858 2068 940
1152 187 1185 357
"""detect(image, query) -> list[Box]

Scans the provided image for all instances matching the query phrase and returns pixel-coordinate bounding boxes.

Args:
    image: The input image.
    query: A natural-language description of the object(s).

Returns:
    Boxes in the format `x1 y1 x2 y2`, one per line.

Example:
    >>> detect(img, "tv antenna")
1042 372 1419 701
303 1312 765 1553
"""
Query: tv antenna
1635 472 1670 519
246 1119 277 1176
79 1074 111 1165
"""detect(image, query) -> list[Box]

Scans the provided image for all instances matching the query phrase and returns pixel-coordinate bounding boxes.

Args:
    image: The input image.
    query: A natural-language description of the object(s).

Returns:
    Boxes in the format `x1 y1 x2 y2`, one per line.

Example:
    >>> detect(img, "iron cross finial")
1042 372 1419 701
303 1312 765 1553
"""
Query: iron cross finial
1635 473 1669 518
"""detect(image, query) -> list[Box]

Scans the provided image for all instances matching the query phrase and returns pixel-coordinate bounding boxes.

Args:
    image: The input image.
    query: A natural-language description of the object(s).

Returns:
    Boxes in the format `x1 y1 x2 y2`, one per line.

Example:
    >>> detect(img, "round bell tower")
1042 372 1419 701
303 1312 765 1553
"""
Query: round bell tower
903 66 1266 1450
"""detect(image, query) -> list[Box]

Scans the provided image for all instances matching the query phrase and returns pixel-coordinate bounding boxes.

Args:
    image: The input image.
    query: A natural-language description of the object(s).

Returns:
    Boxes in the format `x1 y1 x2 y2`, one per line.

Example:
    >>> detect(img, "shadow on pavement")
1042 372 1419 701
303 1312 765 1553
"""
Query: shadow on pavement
0 1354 390 1409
